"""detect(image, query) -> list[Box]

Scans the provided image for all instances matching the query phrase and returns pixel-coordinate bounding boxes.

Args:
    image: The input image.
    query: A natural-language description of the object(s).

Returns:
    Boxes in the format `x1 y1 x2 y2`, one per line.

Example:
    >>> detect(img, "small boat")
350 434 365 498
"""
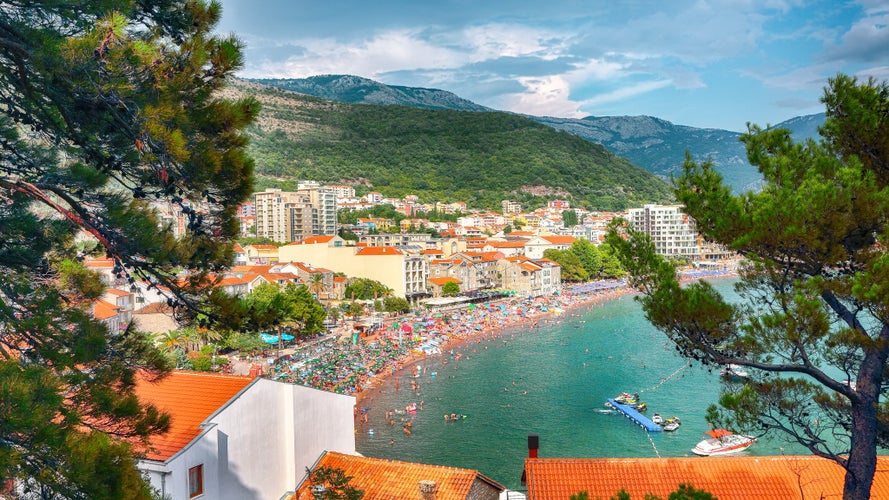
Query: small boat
691 429 755 456
614 392 640 405
593 408 615 414
652 413 663 425
662 417 681 431
720 364 749 380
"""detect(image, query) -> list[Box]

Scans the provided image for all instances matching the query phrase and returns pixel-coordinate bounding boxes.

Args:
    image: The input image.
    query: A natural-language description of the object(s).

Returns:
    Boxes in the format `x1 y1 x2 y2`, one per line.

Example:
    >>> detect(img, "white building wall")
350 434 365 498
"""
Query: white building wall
141 379 355 500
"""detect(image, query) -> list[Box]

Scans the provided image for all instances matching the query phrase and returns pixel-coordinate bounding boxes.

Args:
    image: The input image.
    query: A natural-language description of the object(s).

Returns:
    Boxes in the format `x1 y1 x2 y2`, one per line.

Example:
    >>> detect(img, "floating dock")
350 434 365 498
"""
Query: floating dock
606 399 662 432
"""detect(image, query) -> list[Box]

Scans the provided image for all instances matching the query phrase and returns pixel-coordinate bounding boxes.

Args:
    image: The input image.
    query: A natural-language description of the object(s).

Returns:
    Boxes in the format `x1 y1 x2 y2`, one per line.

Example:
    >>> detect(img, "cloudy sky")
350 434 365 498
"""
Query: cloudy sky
215 0 888 131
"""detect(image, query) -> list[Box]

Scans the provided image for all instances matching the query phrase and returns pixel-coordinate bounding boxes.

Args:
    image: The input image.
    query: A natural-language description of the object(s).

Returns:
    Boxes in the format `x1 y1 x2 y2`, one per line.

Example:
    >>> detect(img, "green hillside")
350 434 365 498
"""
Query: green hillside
228 80 674 210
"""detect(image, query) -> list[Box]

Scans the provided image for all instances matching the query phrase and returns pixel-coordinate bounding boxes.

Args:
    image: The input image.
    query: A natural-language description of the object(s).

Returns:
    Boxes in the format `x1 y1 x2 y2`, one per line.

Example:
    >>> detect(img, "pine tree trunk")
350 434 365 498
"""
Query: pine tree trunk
844 351 884 500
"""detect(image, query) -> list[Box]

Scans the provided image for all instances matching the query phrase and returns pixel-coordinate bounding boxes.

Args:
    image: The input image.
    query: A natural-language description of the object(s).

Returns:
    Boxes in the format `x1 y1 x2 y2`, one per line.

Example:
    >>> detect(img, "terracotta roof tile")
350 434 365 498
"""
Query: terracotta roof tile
92 299 119 320
135 371 254 461
356 246 403 256
487 241 527 248
294 451 503 500
524 455 889 500
429 277 462 285
542 235 576 245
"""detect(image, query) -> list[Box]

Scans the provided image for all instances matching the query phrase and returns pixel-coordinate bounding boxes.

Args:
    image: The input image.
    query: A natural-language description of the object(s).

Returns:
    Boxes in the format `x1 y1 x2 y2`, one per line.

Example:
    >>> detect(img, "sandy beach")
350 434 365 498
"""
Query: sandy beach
353 283 635 407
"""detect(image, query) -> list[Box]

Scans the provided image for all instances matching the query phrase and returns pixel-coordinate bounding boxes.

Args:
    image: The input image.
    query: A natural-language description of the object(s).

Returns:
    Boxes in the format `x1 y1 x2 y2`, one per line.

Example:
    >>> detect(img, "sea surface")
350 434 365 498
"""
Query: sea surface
355 279 811 490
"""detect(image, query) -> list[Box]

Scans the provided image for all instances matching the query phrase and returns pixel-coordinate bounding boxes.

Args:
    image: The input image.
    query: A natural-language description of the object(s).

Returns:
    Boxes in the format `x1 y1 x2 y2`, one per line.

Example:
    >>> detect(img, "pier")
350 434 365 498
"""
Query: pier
606 399 663 432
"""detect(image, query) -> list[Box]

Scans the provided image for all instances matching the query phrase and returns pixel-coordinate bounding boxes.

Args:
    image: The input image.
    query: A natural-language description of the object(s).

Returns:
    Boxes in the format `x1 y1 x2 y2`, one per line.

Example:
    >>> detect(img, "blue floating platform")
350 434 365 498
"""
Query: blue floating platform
606 398 662 432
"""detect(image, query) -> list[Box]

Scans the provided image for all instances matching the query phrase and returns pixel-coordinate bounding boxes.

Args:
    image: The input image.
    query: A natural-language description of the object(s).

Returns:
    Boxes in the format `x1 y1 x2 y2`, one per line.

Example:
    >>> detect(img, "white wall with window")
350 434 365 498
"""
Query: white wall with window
139 379 356 500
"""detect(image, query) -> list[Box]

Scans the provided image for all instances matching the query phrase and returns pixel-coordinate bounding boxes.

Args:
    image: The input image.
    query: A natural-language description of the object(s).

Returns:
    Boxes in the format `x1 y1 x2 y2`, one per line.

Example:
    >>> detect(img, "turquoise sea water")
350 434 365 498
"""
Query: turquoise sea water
355 279 809 490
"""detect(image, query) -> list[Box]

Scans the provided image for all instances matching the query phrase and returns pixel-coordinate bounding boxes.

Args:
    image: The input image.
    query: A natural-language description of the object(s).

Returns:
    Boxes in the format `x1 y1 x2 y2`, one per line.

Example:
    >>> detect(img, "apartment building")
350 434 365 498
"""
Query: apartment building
254 185 337 243
626 204 700 261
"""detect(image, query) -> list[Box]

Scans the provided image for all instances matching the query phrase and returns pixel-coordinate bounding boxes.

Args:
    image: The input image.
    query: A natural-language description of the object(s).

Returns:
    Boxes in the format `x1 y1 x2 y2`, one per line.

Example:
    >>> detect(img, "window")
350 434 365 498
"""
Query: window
188 465 203 498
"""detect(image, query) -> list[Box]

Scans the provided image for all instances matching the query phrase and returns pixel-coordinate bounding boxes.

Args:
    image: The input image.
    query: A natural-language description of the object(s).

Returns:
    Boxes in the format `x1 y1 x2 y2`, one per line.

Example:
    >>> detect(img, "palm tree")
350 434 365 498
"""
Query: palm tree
154 330 184 354
309 273 326 300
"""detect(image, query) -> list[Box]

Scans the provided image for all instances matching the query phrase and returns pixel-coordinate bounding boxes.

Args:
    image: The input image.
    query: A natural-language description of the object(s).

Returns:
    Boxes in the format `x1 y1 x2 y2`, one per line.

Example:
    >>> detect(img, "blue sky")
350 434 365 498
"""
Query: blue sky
216 0 889 132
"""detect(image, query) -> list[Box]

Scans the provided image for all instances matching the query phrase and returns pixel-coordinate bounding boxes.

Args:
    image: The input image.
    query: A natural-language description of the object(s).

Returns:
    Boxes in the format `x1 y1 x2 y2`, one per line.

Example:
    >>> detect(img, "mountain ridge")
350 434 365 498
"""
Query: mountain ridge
254 75 826 192
225 79 675 211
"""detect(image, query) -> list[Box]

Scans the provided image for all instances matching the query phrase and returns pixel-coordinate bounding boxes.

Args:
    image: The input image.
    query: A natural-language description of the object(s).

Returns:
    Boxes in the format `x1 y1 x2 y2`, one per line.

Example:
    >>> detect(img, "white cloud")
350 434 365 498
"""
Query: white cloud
250 30 468 79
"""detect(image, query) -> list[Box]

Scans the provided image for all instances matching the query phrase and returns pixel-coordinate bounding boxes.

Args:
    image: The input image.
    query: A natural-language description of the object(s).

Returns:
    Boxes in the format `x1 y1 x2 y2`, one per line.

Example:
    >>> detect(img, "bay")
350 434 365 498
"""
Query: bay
355 279 810 490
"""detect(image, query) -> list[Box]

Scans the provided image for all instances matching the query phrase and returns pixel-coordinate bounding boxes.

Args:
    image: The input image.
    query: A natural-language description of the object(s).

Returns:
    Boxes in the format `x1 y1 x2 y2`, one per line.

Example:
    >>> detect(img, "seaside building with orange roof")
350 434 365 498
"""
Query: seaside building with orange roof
292 451 504 500
135 371 355 500
518 434 889 499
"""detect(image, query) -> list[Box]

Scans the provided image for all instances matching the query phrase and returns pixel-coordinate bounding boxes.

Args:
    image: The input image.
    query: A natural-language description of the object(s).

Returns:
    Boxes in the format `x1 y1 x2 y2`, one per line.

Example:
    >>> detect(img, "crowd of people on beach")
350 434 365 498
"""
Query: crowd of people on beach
261 268 738 412
264 278 636 395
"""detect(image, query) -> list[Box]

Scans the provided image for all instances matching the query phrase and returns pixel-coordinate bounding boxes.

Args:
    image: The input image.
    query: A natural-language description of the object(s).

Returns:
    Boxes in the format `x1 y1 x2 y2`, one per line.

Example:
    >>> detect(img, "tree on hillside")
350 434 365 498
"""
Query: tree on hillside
0 1 256 496
606 74 889 500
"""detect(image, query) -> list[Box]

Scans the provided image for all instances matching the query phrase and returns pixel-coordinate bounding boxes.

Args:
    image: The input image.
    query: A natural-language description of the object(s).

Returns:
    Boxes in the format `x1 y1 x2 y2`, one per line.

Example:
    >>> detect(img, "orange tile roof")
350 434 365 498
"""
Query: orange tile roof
84 257 115 268
422 249 444 255
293 451 503 500
232 242 245 253
542 235 576 245
104 288 131 296
510 231 535 236
92 299 119 320
487 241 527 248
303 235 335 244
524 455 889 500
247 244 278 250
356 246 403 256
429 277 462 285
135 371 254 461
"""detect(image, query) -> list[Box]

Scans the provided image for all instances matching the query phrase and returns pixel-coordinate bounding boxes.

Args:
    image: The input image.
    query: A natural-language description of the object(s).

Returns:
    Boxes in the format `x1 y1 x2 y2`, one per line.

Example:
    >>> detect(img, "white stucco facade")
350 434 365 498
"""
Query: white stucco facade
139 379 355 500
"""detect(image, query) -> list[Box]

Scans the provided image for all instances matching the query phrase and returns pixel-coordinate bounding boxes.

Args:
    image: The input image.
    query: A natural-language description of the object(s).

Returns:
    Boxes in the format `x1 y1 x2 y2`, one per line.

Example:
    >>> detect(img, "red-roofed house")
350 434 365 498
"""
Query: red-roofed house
244 244 279 265
101 288 135 331
136 371 356 500
524 235 576 259
294 451 504 500
91 299 121 333
483 239 527 257
523 454 889 499
427 276 463 297
500 256 561 296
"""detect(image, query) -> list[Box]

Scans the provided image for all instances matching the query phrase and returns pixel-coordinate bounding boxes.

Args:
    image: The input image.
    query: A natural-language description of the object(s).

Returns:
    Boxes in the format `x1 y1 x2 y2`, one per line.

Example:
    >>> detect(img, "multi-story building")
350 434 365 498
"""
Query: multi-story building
627 204 700 261
502 199 522 214
254 186 337 243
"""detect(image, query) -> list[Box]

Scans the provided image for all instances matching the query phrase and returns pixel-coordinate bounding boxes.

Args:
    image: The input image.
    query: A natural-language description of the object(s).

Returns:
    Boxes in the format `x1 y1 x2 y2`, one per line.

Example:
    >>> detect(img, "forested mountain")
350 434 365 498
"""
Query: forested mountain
256 75 825 193
225 80 674 210
536 113 826 192
248 75 490 112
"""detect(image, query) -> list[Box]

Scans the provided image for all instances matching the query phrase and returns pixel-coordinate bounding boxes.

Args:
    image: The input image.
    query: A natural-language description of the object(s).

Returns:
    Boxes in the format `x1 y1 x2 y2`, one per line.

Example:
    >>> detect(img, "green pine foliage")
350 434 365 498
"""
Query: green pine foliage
230 81 674 210
607 74 889 500
0 1 256 496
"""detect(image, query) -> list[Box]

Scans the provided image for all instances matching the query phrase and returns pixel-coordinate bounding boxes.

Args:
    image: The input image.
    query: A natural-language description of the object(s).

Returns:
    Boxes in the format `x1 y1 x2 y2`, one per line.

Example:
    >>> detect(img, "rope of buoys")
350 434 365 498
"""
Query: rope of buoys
646 431 662 458
640 364 688 393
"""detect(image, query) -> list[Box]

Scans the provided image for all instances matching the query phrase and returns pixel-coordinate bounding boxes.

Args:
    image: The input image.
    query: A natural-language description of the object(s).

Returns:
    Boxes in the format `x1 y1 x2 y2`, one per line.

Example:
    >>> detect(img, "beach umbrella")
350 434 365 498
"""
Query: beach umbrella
260 333 278 344
281 333 295 341
401 324 413 333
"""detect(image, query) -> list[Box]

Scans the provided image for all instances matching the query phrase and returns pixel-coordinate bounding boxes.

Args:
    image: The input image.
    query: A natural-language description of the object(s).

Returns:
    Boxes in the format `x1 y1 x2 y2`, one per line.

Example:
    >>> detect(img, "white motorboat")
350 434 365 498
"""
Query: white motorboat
691 429 755 456
652 413 663 425
662 416 681 431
